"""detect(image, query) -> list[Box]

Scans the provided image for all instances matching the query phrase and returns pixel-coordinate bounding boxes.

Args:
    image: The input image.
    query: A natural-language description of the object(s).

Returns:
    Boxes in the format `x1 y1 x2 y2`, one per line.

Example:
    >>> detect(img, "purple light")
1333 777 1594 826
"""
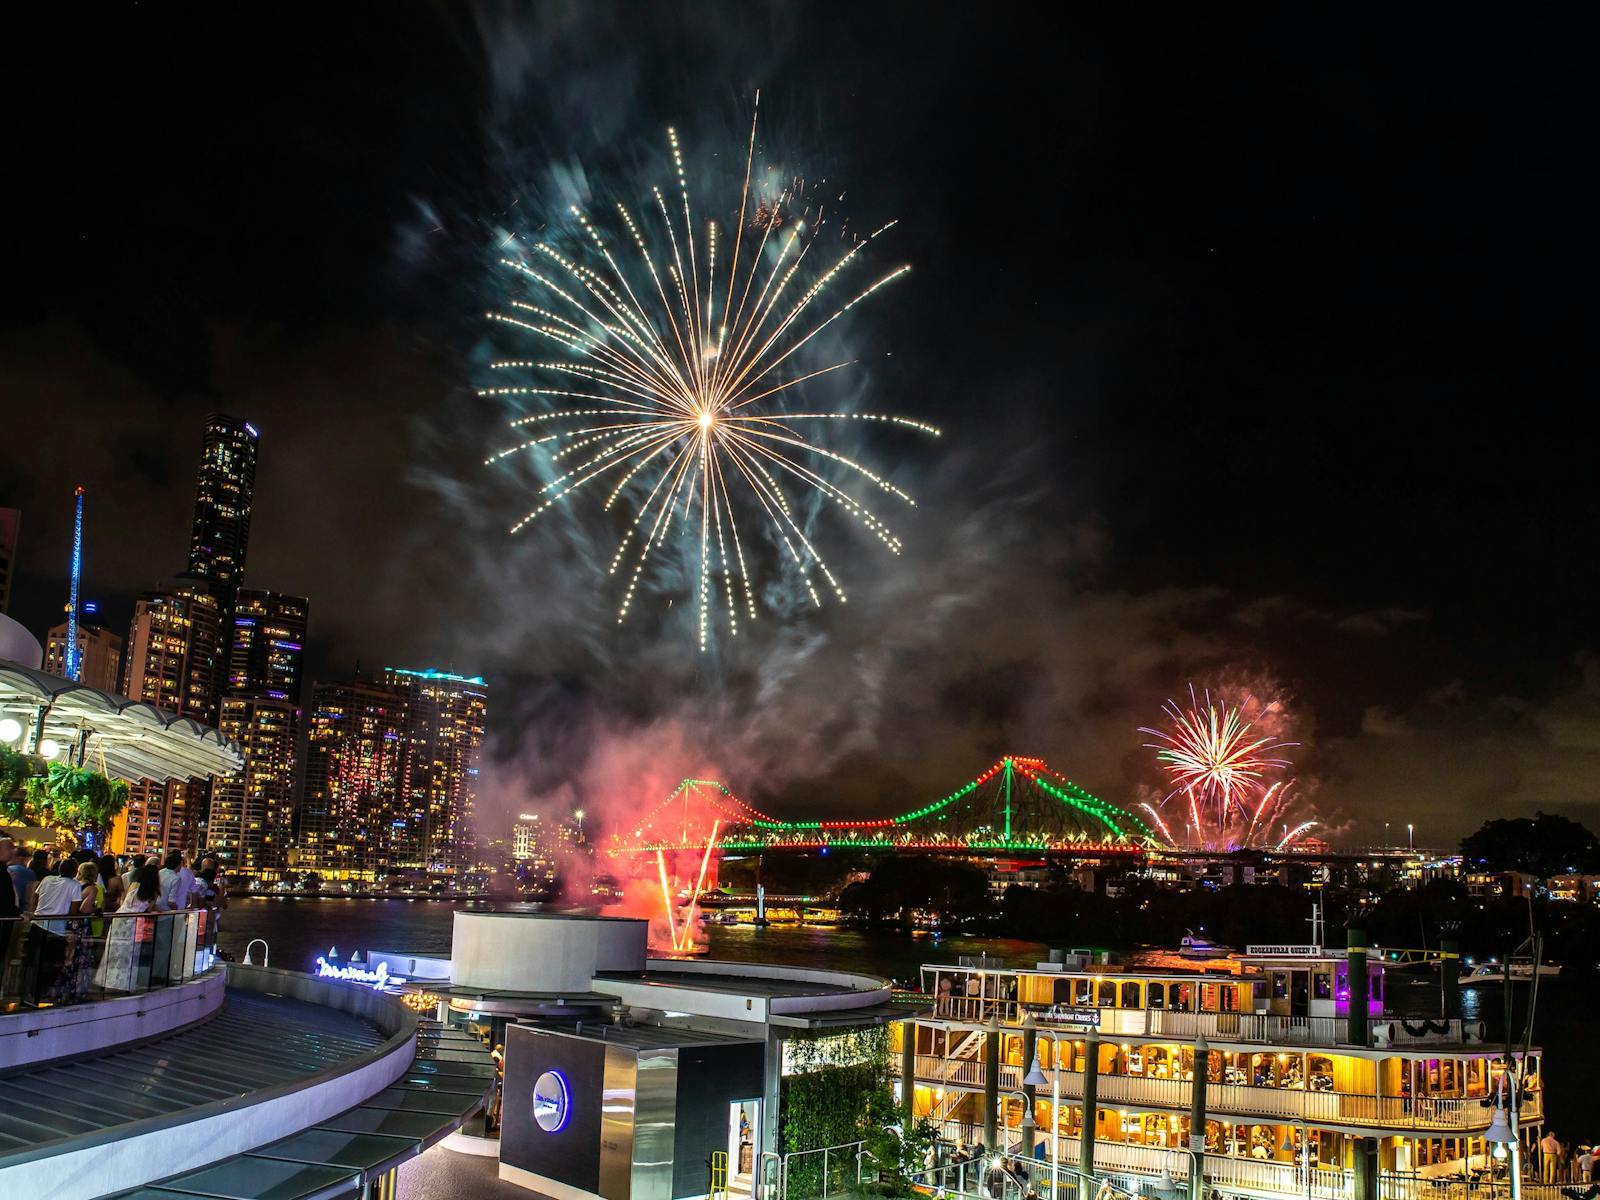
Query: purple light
271 640 302 651
235 618 256 626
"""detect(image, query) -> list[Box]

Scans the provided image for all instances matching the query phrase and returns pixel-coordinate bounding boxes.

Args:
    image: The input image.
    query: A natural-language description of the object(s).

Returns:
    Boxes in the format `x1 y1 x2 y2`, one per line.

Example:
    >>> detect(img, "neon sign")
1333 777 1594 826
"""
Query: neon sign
314 956 401 991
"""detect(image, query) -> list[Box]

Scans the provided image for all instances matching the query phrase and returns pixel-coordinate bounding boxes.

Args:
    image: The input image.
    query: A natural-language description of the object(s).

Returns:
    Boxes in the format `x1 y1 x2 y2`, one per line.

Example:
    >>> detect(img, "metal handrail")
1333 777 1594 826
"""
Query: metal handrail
0 907 215 1012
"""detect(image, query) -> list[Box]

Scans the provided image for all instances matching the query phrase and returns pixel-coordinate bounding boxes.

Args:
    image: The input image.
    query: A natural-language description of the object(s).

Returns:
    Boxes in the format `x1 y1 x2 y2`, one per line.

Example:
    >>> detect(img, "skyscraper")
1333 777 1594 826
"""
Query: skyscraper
209 589 309 874
381 667 488 875
227 589 308 699
123 588 224 723
0 507 18 615
295 677 411 881
185 413 259 586
117 586 224 854
43 619 123 692
210 695 298 873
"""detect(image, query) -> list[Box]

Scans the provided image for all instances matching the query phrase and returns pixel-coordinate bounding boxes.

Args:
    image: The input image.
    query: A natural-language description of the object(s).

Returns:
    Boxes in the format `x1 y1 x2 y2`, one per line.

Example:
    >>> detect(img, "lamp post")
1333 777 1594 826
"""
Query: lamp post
1486 1072 1518 1200
1189 1035 1208 1200
1024 1030 1071 1200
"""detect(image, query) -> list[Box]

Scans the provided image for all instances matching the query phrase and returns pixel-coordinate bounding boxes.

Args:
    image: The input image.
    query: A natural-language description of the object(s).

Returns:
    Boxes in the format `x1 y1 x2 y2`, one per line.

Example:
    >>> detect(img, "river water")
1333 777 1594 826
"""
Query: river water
217 899 1590 1131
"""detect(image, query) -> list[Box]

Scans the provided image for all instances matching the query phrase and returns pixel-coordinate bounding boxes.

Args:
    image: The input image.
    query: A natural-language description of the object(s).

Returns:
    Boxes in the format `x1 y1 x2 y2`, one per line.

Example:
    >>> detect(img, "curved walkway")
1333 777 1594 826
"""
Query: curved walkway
0 989 384 1158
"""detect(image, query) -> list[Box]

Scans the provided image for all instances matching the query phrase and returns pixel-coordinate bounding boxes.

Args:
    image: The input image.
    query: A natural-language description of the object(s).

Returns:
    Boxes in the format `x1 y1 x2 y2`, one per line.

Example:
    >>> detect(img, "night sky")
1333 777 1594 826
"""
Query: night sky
3 4 1595 842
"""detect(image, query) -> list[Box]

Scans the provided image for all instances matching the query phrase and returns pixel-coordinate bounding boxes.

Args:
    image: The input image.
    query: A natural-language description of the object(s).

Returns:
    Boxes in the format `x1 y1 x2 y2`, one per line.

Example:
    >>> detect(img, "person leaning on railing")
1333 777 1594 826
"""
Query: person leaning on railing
24 859 98 1003
93 864 165 994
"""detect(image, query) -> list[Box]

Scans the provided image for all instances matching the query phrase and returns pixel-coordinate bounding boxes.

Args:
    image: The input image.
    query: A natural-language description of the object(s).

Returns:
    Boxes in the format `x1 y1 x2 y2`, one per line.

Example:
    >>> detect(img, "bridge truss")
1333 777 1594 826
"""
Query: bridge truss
607 756 1157 860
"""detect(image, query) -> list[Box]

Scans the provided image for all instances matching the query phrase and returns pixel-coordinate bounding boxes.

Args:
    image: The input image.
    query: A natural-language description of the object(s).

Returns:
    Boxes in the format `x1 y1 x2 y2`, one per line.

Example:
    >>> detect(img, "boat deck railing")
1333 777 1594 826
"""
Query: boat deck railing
931 997 1480 1049
909 1055 1543 1132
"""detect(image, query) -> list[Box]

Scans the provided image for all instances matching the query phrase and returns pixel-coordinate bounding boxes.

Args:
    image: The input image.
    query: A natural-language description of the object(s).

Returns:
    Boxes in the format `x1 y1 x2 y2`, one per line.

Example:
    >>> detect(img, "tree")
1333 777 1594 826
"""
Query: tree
1460 813 1600 877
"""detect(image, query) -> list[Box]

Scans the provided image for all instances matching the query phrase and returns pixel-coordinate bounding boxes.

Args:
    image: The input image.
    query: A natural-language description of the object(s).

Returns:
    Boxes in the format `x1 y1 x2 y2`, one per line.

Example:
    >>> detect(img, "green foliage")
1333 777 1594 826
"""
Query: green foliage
1461 813 1600 877
781 1027 926 1199
0 746 40 820
1 755 129 833
839 856 993 926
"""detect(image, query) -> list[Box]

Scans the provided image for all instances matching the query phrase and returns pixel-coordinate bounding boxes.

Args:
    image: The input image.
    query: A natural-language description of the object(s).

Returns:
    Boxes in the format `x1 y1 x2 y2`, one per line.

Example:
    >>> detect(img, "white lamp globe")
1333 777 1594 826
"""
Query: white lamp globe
37 738 61 760
0 717 22 745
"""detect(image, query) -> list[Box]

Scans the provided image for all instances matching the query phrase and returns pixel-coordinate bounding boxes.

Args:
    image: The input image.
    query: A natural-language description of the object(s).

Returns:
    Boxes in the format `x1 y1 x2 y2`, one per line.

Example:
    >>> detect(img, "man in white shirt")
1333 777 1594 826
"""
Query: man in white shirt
159 849 191 910
31 864 83 921
177 853 197 909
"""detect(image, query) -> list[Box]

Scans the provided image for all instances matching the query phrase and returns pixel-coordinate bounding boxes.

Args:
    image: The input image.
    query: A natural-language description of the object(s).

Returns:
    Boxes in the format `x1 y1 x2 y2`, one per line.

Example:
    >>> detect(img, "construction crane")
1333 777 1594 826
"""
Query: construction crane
64 486 84 682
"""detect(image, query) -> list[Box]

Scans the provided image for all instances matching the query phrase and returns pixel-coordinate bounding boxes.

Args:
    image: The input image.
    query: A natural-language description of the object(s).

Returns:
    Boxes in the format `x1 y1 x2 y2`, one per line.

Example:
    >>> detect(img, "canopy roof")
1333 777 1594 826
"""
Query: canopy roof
0 658 243 782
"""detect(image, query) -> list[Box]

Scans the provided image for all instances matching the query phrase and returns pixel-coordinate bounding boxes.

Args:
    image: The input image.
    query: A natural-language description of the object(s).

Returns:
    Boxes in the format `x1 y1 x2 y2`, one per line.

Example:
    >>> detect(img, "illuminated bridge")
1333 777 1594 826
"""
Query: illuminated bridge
607 756 1155 860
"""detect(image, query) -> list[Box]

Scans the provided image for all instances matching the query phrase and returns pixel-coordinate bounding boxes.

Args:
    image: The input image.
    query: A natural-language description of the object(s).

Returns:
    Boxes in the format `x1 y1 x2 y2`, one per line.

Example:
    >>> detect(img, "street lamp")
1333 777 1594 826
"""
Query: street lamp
1024 1032 1067 1199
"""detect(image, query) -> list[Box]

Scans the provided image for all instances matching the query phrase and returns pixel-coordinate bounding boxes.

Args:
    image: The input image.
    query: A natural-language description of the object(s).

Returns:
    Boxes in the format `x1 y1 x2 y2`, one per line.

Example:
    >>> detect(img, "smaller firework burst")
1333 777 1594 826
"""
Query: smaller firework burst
1141 684 1303 850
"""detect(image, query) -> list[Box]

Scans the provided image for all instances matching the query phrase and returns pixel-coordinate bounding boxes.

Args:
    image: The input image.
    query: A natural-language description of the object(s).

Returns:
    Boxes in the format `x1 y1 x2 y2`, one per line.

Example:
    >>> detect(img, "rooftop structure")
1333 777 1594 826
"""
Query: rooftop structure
0 657 242 783
363 909 910 1200
0 934 491 1199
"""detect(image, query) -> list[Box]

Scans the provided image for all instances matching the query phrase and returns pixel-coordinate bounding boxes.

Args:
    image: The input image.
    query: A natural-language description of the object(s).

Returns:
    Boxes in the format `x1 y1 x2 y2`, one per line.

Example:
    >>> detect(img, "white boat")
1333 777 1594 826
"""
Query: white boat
1178 931 1233 959
1458 960 1559 985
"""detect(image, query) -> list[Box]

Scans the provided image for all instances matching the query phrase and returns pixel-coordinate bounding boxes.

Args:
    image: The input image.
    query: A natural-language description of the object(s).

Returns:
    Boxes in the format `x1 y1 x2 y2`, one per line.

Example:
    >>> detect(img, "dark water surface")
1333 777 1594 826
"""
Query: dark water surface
217 899 1592 1132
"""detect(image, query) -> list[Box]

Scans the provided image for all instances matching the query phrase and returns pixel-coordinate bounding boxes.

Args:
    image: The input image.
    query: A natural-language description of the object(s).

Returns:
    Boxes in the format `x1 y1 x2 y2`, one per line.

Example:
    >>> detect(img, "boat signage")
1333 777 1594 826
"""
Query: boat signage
1245 944 1323 957
1035 1005 1102 1028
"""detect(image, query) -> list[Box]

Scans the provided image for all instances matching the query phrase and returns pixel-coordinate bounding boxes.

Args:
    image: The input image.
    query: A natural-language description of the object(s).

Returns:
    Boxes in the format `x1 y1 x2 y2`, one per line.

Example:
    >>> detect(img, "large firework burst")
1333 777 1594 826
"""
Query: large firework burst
1139 684 1306 850
484 98 938 649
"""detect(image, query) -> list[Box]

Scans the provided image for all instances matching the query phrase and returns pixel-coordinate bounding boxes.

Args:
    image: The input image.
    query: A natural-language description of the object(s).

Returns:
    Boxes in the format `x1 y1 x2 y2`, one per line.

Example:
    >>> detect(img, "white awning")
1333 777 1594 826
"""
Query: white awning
0 658 243 782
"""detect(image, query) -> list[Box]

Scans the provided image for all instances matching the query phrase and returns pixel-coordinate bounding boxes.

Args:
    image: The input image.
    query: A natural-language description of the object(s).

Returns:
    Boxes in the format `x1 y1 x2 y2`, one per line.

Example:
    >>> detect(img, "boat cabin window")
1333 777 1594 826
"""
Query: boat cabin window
1147 982 1166 1009
1170 982 1193 1011
1121 981 1141 1008
1272 972 1290 1000
1098 980 1117 1006
1073 978 1092 1006
1314 970 1332 1000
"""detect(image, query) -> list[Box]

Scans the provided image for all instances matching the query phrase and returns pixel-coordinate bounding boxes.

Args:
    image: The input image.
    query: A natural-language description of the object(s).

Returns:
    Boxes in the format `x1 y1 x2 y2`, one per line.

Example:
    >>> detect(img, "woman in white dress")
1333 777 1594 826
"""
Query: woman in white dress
94 864 165 993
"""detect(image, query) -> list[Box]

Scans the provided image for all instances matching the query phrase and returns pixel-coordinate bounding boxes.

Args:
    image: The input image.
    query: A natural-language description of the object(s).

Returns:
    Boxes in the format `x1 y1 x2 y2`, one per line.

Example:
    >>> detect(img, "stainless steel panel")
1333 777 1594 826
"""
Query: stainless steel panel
631 1048 678 1200
598 1044 639 1200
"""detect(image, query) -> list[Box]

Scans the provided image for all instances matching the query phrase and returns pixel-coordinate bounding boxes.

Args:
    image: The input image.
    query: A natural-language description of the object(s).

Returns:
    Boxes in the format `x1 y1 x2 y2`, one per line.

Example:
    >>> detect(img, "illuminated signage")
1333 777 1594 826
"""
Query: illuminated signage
533 1070 571 1132
313 955 402 991
1245 945 1324 957
1035 1005 1102 1028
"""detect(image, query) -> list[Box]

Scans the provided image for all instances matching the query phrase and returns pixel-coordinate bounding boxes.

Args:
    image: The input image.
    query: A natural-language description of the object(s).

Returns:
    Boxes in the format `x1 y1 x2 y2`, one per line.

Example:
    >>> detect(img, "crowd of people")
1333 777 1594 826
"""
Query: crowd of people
0 838 227 1005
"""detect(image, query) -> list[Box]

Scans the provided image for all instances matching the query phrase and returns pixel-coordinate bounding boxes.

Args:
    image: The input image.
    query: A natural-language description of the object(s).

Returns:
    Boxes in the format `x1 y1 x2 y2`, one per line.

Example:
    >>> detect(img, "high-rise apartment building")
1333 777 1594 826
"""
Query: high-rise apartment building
123 588 224 722
381 667 488 875
295 678 412 881
227 589 308 699
117 586 224 854
43 620 123 692
209 695 298 873
0 507 18 615
185 413 258 586
208 589 308 875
